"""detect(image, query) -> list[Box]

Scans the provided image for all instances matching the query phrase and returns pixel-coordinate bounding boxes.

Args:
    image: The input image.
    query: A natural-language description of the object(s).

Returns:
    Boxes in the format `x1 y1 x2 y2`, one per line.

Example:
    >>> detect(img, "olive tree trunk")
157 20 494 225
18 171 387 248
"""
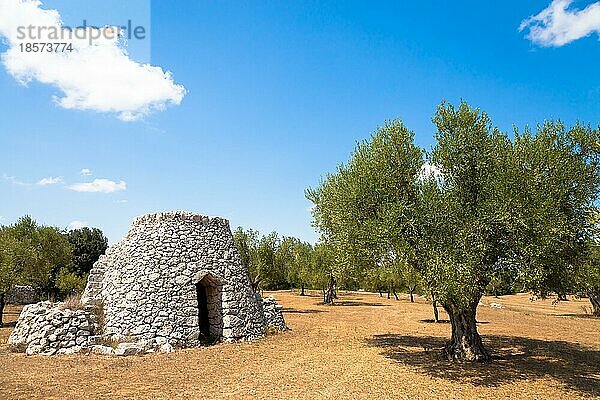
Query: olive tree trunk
589 291 600 316
409 285 416 303
300 283 306 296
0 293 5 327
324 275 336 305
431 291 439 323
443 301 489 362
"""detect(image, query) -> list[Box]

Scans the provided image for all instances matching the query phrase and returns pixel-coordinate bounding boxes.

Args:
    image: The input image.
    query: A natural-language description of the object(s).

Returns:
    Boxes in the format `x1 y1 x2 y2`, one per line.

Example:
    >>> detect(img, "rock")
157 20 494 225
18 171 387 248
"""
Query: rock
159 343 174 353
490 302 503 309
115 343 144 356
91 345 114 355
155 337 168 346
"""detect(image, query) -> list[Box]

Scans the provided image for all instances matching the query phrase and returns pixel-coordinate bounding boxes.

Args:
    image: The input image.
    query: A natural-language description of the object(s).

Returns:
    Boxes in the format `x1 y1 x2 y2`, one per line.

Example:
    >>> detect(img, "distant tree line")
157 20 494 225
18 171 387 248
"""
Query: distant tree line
0 216 107 326
233 227 434 304
233 227 337 302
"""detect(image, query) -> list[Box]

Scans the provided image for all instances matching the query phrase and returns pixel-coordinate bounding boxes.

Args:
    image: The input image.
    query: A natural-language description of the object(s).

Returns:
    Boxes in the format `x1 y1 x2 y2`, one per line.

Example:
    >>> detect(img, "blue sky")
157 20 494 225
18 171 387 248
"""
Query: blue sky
0 0 599 243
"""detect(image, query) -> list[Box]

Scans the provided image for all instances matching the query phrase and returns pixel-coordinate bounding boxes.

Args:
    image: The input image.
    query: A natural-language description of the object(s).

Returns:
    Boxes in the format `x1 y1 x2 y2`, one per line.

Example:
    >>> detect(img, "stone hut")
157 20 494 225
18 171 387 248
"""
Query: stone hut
9 211 286 356
81 211 271 345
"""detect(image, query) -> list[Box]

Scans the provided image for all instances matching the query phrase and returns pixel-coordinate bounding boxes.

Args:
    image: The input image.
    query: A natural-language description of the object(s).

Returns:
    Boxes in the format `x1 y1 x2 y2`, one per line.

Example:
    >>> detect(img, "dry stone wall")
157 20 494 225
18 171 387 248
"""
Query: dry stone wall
8 302 98 355
5 285 39 305
262 296 288 331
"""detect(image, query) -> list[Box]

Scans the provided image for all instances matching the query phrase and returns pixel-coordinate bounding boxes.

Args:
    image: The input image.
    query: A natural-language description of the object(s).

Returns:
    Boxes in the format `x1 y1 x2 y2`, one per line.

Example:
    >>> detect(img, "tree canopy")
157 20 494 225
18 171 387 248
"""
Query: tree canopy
0 216 109 325
307 101 600 361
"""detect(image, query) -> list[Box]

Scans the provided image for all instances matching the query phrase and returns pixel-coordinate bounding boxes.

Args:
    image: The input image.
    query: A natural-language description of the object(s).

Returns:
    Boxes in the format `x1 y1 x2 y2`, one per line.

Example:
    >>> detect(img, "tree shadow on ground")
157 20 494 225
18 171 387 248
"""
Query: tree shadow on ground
419 319 450 324
330 301 390 307
281 308 324 314
366 334 599 397
555 313 599 320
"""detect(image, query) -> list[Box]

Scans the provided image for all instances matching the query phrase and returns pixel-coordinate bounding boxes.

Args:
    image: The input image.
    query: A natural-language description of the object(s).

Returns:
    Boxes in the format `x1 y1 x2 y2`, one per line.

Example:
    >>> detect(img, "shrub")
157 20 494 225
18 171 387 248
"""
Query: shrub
59 294 85 311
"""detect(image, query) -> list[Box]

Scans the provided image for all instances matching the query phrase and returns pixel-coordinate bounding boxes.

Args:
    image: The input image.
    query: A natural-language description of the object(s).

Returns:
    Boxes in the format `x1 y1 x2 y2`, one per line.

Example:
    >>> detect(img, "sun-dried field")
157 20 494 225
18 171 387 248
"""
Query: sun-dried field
1 291 598 399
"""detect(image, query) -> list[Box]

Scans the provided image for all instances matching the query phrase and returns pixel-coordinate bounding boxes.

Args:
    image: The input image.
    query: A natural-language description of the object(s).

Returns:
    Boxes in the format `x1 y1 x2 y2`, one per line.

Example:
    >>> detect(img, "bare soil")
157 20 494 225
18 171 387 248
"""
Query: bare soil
1 291 598 399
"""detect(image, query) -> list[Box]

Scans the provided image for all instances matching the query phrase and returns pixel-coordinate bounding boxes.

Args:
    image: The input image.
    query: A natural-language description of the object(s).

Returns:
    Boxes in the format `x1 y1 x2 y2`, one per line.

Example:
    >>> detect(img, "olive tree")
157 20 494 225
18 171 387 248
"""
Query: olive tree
308 101 599 361
2 216 72 301
281 237 313 295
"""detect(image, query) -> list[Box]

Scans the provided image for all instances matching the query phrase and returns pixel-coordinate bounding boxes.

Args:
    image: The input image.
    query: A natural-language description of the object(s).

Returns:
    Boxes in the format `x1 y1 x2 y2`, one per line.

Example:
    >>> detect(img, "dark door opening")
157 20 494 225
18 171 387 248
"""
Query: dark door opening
196 282 210 338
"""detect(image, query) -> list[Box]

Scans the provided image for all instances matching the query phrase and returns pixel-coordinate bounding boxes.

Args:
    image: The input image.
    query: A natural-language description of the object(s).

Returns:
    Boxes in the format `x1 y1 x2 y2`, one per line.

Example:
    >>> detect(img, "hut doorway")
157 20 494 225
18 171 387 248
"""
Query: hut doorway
195 282 210 337
193 272 224 342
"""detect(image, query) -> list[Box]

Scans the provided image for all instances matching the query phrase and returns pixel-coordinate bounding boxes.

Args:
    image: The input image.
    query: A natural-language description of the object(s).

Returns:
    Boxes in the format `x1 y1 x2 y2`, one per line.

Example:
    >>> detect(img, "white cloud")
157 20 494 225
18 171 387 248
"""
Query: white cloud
520 0 600 47
2 173 28 186
0 0 186 121
68 220 88 230
68 178 126 193
37 176 63 185
114 199 128 204
80 168 92 176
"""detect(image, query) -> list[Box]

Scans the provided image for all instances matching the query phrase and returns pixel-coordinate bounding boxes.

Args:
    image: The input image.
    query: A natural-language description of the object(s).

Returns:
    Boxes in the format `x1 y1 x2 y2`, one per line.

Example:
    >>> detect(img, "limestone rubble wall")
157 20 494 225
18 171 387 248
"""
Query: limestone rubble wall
5 285 39 305
8 301 98 355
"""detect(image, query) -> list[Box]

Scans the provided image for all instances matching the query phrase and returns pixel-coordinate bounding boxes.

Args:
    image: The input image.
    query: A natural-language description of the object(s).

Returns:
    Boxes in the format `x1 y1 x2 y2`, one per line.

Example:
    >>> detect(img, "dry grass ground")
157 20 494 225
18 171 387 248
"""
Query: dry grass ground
1 291 598 399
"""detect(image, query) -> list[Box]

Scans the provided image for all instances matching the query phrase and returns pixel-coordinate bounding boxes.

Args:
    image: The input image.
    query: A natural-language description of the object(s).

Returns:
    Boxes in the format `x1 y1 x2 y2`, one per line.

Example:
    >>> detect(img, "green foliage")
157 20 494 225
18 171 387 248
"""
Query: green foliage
1 216 73 300
257 232 288 290
233 227 260 283
306 119 424 291
0 216 106 300
233 227 335 293
0 227 20 296
281 237 313 292
67 227 108 277
509 122 600 297
309 242 335 291
233 228 290 290
56 268 88 294
307 100 599 358
415 102 517 309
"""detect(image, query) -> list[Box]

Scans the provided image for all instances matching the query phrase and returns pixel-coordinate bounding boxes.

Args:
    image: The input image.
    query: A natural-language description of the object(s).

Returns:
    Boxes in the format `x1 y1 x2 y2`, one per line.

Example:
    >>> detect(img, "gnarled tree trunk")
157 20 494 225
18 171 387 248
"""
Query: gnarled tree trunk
589 291 600 316
409 285 416 303
300 283 306 296
557 292 568 301
443 301 489 362
251 273 262 293
0 293 4 327
324 275 336 304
